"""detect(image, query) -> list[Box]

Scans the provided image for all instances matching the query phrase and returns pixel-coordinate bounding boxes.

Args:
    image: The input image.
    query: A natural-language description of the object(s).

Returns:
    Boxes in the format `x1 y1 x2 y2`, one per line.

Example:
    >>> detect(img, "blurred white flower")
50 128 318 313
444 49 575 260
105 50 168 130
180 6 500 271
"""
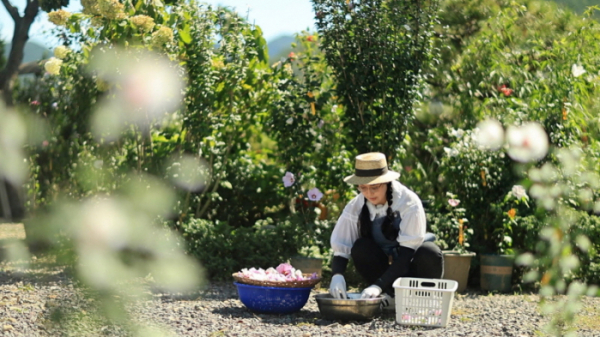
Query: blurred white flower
571 64 586 78
474 119 504 150
286 117 294 125
506 122 549 163
449 129 464 139
511 185 528 199
89 47 185 140
282 171 295 187
78 198 128 250
307 187 323 201
443 147 459 157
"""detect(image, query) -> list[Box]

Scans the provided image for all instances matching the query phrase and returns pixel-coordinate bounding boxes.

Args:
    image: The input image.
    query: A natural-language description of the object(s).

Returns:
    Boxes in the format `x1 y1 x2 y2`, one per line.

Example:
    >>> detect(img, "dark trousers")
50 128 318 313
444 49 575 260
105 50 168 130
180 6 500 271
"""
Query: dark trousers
351 237 444 296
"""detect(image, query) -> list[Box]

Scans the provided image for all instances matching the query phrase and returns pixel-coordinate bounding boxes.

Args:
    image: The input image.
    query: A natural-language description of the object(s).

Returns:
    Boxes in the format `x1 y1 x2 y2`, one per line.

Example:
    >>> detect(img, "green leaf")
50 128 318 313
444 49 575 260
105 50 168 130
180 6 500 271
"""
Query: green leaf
179 25 192 44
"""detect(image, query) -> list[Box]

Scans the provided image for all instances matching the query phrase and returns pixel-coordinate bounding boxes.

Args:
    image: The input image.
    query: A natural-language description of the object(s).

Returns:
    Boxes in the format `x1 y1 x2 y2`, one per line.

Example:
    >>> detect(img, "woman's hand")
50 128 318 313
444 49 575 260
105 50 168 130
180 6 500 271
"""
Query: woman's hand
360 284 382 298
329 274 347 299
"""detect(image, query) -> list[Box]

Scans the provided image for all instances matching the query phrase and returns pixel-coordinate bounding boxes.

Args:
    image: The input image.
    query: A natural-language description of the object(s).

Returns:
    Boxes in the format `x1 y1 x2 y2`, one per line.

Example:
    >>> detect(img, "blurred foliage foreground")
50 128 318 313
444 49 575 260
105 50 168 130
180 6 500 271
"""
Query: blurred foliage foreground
1 0 600 336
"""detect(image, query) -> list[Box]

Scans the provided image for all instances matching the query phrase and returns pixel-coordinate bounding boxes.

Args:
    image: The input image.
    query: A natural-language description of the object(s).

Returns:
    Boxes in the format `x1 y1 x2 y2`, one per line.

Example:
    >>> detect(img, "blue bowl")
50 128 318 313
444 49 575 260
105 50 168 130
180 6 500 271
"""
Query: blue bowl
234 282 313 314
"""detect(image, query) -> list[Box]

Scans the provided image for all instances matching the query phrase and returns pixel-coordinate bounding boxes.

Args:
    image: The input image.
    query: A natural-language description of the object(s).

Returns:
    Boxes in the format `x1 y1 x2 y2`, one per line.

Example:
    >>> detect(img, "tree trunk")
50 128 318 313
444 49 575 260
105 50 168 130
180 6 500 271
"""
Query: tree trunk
0 0 40 106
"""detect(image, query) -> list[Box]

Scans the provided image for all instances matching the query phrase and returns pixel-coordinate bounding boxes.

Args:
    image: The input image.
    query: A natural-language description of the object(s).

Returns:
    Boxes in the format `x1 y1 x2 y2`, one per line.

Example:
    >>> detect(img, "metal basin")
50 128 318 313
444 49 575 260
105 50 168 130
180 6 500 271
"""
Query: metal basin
314 293 382 321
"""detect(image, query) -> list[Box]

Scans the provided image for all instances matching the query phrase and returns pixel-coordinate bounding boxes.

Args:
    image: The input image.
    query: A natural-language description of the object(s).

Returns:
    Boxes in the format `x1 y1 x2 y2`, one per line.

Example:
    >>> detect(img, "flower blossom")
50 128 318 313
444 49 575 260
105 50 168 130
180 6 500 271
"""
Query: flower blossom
44 57 63 75
511 185 528 199
282 171 295 187
443 147 459 157
151 26 174 47
81 0 101 15
474 119 504 150
88 48 185 140
506 122 549 163
54 45 70 59
498 84 513 97
98 0 127 20
307 187 323 201
448 199 460 207
130 15 156 33
507 208 516 220
48 9 71 26
571 64 586 78
276 263 293 275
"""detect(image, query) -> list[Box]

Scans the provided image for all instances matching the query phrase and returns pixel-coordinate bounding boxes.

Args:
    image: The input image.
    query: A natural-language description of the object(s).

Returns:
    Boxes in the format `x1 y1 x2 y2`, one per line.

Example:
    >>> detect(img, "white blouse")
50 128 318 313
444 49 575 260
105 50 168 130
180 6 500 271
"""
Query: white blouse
330 180 426 259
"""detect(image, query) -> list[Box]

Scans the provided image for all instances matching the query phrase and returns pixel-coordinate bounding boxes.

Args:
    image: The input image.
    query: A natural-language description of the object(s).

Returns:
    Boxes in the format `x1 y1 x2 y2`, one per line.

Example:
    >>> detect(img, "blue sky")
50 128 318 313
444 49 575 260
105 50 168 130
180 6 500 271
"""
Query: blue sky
0 0 317 48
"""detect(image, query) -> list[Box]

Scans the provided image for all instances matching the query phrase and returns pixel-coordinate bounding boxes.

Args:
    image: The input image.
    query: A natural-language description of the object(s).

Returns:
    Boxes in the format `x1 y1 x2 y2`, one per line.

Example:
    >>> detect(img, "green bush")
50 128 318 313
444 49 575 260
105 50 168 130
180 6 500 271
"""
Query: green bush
180 217 316 280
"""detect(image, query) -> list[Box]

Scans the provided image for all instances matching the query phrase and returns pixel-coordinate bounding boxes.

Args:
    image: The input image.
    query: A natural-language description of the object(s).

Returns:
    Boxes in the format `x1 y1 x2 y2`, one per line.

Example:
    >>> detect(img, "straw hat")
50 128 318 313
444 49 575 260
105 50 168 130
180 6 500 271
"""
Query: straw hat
343 152 400 185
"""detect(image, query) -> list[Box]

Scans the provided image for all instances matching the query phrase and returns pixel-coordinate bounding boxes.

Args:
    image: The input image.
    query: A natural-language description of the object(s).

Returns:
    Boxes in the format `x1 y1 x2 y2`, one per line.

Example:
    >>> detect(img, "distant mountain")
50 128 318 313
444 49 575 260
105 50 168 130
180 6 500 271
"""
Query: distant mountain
2 40 51 64
267 35 295 63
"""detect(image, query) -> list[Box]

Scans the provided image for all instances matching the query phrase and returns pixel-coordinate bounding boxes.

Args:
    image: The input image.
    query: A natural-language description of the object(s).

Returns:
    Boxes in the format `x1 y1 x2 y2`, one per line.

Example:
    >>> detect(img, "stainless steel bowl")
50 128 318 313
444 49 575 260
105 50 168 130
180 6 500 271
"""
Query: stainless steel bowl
314 293 383 321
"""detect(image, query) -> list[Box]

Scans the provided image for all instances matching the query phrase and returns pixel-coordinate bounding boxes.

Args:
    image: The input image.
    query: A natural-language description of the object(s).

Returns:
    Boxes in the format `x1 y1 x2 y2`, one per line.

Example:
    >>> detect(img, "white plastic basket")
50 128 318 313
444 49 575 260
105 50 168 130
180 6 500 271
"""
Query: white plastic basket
393 277 458 327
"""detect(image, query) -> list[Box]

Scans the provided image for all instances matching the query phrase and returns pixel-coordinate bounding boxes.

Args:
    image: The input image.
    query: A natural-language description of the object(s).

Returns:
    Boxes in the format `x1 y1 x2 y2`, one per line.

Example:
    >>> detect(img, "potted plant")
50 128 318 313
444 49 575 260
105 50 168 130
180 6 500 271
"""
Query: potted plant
429 193 475 293
480 185 529 292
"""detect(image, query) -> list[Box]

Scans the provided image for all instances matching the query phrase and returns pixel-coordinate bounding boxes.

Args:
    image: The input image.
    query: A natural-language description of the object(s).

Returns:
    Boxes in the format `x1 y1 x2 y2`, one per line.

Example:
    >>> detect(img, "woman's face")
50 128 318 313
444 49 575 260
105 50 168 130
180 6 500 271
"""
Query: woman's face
358 183 388 205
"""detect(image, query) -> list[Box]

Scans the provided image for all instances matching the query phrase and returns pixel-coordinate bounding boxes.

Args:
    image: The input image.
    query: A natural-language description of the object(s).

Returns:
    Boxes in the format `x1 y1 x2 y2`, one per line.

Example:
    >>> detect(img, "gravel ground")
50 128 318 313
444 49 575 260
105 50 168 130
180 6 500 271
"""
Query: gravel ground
1 225 600 336
1 256 600 337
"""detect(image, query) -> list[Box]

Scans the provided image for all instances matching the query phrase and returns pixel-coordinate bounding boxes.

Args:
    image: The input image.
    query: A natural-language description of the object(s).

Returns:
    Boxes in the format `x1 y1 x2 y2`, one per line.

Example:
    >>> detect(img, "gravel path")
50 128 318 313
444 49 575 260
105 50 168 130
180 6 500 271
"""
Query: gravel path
1 224 599 337
1 256 600 337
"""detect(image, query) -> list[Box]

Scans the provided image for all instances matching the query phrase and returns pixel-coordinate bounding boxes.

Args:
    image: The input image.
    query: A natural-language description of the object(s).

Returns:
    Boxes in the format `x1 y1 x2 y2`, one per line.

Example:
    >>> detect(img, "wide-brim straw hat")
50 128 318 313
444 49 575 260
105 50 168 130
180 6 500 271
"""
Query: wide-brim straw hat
344 152 400 185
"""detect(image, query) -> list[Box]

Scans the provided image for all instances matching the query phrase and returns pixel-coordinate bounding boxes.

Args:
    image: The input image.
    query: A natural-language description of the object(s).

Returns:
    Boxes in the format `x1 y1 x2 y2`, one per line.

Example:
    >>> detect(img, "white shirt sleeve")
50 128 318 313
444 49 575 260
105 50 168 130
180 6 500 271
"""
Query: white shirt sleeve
391 181 426 249
397 207 426 249
330 195 363 259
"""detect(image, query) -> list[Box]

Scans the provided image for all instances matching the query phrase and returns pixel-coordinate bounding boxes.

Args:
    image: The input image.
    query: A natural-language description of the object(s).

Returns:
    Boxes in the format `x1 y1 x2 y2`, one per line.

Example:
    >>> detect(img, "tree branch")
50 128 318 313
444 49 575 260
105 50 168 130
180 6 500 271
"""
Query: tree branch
0 0 39 105
18 60 43 75
1 0 20 21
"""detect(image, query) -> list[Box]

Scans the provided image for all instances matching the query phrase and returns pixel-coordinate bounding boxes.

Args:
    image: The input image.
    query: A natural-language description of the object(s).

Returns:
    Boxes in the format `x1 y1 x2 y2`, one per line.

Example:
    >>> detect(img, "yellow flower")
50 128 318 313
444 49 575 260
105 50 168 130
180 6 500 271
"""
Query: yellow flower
54 46 70 59
151 26 174 47
98 0 126 20
44 57 63 75
48 10 72 26
130 15 155 33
